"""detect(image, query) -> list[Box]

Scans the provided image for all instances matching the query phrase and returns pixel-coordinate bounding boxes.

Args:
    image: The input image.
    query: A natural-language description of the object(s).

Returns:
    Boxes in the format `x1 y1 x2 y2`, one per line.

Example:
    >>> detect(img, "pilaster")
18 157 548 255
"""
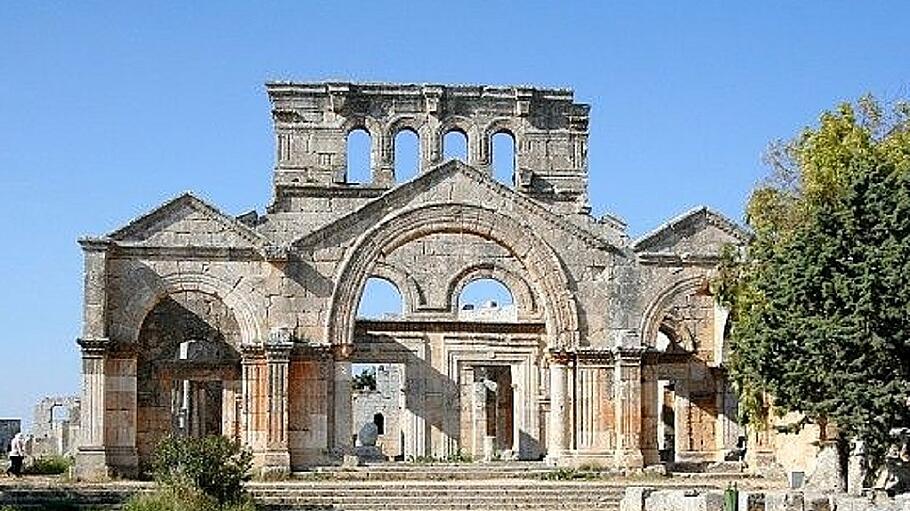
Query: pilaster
614 348 645 469
75 337 110 479
261 340 292 474
242 338 293 475
546 350 571 462
332 344 354 457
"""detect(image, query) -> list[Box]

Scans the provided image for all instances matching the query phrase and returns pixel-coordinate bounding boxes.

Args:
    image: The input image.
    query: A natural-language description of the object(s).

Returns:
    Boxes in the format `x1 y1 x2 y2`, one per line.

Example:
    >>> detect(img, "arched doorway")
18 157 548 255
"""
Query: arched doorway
135 291 242 469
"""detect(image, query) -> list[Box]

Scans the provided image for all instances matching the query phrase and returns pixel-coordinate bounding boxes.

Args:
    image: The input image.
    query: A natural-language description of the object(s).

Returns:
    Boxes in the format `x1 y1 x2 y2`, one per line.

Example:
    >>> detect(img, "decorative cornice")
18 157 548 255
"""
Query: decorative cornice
77 237 113 253
636 252 721 266
108 245 264 261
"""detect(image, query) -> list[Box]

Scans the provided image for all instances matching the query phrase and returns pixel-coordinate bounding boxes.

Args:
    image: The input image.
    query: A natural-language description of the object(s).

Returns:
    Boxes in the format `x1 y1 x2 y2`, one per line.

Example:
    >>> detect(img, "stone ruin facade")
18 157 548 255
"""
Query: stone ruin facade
352 364 403 461
32 396 81 457
73 81 755 478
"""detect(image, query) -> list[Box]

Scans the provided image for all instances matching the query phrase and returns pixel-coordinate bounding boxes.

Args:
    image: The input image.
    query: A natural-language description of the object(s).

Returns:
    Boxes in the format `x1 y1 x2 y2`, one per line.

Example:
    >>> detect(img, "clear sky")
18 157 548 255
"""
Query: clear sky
1 2 908 426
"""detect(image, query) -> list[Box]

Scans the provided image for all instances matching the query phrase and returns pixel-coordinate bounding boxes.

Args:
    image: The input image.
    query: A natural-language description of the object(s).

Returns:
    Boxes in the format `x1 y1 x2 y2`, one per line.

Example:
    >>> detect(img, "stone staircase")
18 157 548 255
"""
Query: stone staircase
0 463 760 510
250 480 625 511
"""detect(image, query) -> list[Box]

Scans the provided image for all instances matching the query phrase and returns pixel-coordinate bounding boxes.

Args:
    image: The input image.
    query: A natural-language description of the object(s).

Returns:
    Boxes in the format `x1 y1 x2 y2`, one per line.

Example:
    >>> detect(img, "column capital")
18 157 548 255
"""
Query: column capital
332 343 354 361
264 341 293 361
77 337 110 357
613 347 646 363
547 349 574 366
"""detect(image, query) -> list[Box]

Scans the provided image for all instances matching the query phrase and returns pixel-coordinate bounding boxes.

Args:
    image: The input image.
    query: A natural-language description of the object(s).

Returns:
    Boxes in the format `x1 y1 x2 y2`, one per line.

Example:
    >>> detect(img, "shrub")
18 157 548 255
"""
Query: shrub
23 455 73 475
124 477 256 511
151 435 253 506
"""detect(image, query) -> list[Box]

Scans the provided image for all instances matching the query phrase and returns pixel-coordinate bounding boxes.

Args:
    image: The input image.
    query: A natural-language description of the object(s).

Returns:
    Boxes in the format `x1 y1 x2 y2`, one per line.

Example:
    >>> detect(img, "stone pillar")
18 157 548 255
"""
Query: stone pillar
332 344 354 457
75 238 111 479
372 130 394 186
847 439 866 496
261 341 292 474
75 338 109 479
547 351 571 462
614 349 644 469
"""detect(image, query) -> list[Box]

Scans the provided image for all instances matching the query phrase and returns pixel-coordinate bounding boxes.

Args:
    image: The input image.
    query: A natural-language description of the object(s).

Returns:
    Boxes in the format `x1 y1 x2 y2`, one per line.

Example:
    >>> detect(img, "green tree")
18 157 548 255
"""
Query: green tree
718 95 910 466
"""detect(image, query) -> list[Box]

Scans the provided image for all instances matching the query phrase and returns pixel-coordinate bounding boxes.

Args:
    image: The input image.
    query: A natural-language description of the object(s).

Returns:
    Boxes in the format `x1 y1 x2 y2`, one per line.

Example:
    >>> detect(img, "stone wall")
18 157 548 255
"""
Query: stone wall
31 396 80 457
620 487 908 511
352 364 403 459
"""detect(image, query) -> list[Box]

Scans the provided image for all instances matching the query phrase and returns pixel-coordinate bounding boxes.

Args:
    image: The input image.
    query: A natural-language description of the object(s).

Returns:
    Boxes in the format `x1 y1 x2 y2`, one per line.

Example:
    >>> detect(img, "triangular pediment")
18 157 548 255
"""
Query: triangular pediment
290 159 620 251
633 207 751 257
109 192 268 249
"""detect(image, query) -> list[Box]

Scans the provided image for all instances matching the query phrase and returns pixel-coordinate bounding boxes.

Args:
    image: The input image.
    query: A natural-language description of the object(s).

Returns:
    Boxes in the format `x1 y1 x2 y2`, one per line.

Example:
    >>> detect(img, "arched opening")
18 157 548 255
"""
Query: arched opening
356 277 404 320
491 131 516 186
347 128 372 184
457 278 515 322
50 405 70 423
443 130 468 162
351 362 404 460
135 292 241 469
394 129 420 183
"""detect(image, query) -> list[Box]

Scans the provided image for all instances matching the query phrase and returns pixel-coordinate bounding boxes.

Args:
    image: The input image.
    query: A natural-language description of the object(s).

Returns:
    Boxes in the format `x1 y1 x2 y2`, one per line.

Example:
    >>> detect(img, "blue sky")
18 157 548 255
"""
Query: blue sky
1 2 908 425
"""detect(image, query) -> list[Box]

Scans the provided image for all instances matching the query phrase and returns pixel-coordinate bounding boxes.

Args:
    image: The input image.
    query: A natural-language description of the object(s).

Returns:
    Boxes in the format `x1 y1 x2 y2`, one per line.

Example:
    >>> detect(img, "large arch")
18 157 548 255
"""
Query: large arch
326 202 579 348
639 275 710 350
115 270 266 345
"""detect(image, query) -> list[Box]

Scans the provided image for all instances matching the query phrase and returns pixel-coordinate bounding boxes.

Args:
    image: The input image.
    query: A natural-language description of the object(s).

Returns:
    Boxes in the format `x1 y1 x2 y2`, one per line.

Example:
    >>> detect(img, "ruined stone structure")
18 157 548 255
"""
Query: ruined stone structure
31 396 81 457
73 82 751 478
352 364 403 460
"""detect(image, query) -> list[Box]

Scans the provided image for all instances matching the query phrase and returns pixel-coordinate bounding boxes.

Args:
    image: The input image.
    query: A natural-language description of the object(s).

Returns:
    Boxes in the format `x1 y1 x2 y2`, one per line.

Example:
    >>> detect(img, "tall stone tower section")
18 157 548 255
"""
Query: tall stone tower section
267 82 592 215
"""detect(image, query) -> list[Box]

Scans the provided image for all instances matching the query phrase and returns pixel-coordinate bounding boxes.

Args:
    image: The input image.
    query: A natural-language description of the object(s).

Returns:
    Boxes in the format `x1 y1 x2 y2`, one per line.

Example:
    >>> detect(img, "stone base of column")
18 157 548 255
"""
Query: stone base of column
106 446 139 478
75 446 111 480
615 448 645 470
253 449 291 476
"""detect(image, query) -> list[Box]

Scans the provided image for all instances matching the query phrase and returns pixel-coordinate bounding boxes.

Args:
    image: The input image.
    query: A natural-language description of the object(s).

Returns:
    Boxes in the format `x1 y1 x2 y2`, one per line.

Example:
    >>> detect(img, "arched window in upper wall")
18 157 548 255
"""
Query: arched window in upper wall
443 130 468 162
347 129 372 184
356 277 404 319
458 278 516 322
491 131 516 187
394 129 420 183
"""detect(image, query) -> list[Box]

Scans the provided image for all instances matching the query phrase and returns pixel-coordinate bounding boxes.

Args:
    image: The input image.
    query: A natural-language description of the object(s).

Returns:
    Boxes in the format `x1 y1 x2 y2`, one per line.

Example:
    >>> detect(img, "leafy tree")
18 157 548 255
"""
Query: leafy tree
717 95 910 466
353 367 377 391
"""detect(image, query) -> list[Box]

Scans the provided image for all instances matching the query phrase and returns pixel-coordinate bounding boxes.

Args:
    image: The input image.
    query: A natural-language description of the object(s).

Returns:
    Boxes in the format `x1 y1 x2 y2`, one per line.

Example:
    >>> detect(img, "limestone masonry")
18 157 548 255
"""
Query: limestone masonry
74 81 766 478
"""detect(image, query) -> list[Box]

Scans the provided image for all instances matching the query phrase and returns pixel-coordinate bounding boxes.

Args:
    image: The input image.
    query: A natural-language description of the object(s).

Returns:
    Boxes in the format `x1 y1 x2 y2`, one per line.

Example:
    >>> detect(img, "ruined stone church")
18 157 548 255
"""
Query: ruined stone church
74 82 753 478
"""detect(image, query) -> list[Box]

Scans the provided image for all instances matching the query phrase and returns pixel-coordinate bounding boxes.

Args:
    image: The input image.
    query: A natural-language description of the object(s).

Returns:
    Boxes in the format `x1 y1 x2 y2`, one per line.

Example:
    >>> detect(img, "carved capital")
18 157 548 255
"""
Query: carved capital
77 337 110 358
332 343 354 361
547 349 574 366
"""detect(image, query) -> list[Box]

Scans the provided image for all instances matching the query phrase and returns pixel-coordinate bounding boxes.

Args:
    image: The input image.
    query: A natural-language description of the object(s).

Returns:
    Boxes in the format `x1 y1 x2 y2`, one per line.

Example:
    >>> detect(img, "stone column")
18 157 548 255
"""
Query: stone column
614 349 644 468
262 341 292 474
75 338 110 479
547 351 571 462
372 130 394 186
75 238 112 479
332 344 354 457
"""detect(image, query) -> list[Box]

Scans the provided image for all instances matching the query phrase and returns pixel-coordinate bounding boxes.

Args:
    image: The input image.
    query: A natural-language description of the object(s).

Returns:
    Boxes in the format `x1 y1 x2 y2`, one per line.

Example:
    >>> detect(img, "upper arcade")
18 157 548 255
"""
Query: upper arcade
267 82 592 215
